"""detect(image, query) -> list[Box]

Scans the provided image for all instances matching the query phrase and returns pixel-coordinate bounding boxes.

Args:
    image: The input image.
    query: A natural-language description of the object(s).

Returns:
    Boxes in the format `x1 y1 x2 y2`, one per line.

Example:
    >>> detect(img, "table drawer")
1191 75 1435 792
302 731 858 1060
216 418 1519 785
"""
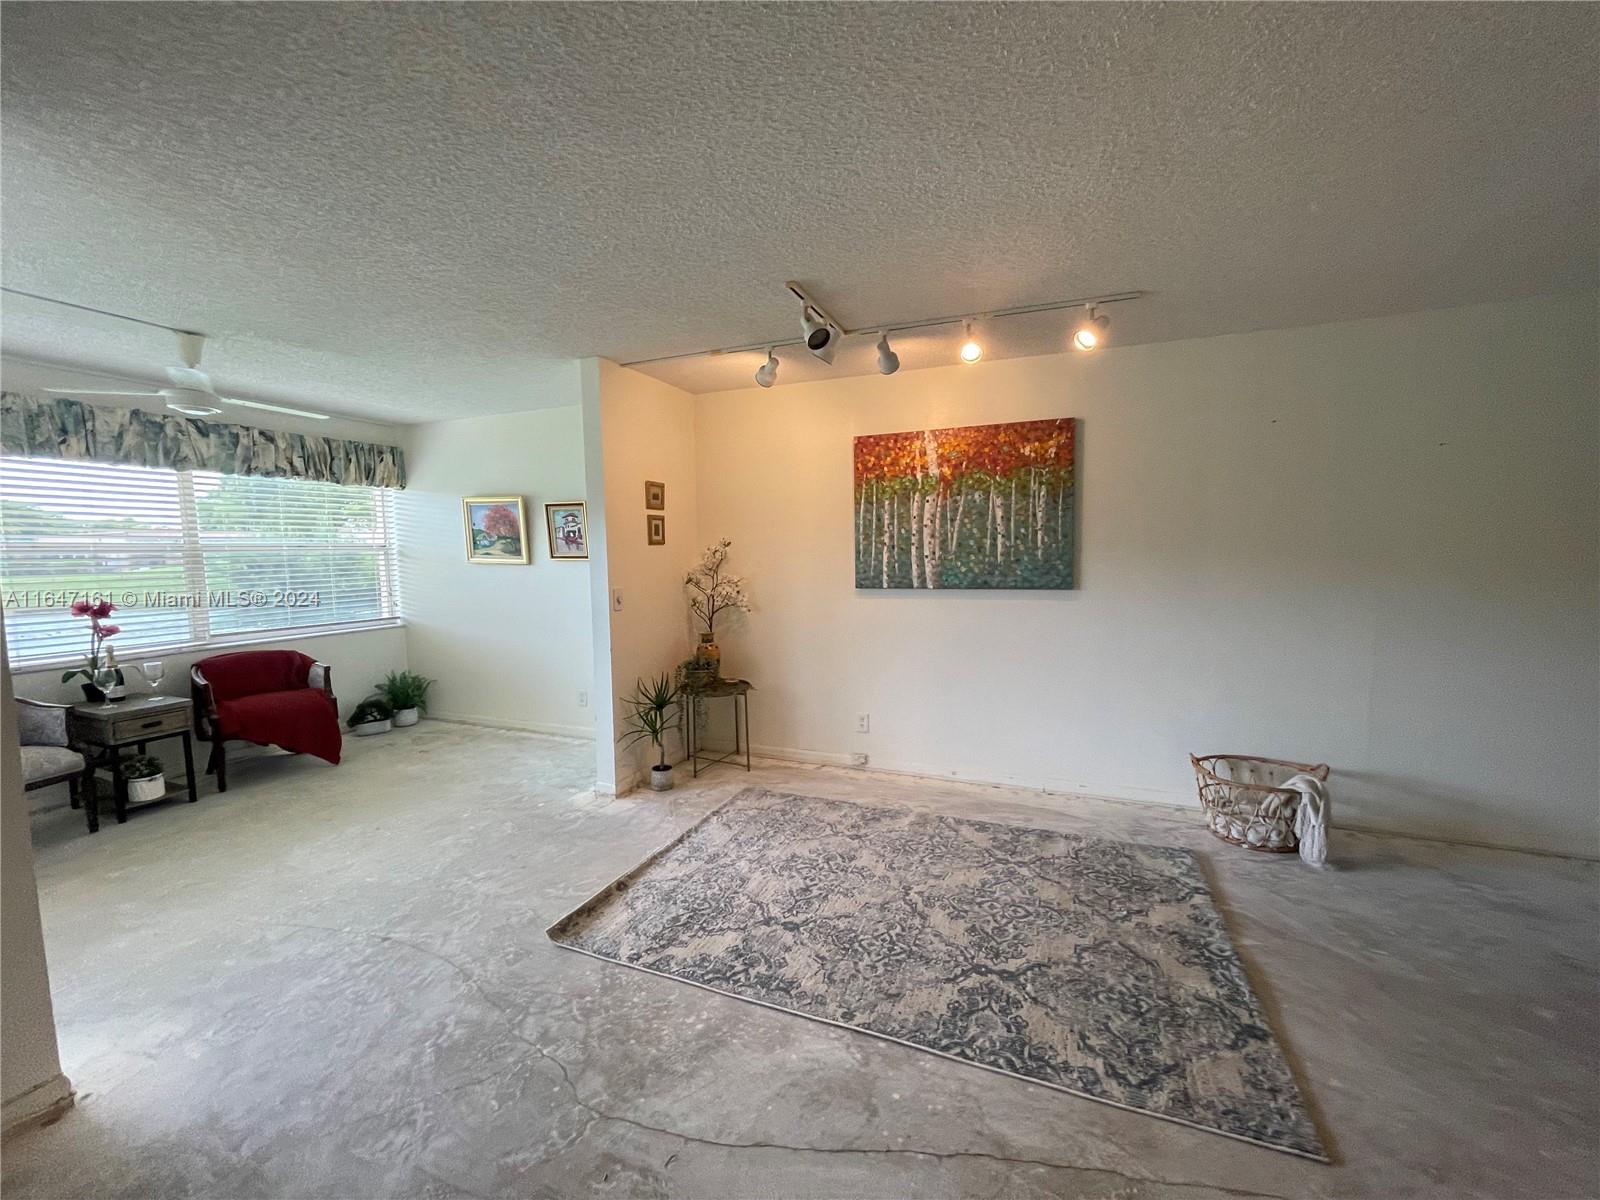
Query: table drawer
109 707 189 742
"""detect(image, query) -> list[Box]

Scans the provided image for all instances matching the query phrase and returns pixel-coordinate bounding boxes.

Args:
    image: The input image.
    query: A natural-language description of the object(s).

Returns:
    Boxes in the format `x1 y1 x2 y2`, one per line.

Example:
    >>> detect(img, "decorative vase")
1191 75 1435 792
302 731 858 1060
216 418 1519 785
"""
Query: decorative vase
650 763 674 792
393 707 420 727
353 719 393 737
127 774 165 805
696 633 722 679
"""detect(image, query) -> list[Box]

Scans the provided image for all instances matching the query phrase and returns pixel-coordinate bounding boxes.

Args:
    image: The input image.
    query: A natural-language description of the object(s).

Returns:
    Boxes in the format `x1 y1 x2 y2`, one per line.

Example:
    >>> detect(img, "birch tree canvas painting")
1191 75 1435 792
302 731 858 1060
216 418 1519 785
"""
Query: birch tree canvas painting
854 418 1075 589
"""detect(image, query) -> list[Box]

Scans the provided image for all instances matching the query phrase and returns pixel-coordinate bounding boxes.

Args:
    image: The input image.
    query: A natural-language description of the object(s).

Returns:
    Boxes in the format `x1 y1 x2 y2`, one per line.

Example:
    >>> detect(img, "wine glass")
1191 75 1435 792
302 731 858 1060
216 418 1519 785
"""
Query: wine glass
141 661 166 694
93 664 119 708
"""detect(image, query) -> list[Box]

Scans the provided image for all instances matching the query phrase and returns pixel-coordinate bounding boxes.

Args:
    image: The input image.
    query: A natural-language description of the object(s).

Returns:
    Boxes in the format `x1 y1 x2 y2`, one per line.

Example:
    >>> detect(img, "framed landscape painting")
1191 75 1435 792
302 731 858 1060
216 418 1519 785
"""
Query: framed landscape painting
545 502 589 560
462 496 530 564
854 418 1075 589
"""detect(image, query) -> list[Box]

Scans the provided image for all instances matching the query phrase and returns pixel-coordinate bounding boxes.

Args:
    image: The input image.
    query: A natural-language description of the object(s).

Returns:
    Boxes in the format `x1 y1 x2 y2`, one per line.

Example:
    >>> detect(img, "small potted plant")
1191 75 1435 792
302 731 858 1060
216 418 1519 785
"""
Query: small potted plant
619 673 681 791
347 696 394 736
60 599 126 701
375 670 435 727
121 754 165 805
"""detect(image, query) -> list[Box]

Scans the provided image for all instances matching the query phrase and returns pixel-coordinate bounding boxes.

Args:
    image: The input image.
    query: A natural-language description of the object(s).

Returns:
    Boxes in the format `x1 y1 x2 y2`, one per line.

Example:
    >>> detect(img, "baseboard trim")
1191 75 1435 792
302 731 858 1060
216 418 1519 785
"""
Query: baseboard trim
2 1074 73 1139
429 712 595 741
740 745 1598 862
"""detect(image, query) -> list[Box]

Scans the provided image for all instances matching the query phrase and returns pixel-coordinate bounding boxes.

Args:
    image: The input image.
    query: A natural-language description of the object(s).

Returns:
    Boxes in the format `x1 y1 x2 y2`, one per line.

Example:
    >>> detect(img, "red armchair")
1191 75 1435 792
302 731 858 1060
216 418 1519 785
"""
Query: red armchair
191 650 342 792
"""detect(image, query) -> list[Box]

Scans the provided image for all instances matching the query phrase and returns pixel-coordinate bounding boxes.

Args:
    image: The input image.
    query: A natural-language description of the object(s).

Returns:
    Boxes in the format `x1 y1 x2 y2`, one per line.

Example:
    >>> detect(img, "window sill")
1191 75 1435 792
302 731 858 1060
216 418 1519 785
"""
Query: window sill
9 619 406 676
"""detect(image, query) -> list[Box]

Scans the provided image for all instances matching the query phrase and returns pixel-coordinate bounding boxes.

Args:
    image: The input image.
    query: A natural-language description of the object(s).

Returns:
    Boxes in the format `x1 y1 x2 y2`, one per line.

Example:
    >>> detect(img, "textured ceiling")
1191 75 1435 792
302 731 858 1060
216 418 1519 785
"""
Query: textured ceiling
2 3 1595 419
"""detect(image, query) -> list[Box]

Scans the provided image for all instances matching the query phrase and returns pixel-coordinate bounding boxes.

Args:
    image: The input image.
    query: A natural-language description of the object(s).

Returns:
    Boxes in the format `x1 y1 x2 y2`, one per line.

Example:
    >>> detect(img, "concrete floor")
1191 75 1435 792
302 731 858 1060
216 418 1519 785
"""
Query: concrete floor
2 723 1596 1199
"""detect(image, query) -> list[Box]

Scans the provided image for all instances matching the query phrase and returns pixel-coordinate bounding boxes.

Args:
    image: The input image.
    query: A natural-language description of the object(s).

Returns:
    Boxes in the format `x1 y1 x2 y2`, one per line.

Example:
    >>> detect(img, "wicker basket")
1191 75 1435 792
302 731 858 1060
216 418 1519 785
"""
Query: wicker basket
1190 754 1330 853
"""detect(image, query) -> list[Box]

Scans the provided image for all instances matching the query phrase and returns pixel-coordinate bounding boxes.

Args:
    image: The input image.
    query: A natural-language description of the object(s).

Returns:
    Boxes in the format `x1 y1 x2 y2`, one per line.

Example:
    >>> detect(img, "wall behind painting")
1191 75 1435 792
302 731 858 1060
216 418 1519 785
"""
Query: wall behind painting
399 381 595 739
693 292 1599 856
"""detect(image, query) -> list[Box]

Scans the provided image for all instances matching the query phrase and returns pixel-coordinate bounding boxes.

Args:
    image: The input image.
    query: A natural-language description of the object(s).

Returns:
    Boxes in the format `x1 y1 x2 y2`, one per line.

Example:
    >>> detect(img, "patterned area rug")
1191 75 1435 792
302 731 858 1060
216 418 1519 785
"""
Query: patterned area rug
548 788 1325 1160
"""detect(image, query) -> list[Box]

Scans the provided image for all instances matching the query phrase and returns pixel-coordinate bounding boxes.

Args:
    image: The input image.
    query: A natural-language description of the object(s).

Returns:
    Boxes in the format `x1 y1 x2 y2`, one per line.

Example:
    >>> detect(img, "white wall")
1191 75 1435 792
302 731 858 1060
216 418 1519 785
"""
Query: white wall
584 360 700 791
692 293 1599 857
1 616 72 1132
398 387 594 738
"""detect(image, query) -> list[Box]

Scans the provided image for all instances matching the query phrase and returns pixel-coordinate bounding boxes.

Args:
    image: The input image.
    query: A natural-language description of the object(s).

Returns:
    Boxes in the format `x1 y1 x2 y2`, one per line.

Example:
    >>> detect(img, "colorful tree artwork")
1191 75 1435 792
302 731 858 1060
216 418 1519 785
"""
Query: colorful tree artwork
854 418 1075 589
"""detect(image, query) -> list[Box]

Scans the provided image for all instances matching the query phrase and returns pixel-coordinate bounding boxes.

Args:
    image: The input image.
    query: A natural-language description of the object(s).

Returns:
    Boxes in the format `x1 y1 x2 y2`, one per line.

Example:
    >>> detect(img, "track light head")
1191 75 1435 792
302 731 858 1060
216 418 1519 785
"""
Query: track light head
801 305 841 364
755 349 779 388
1073 306 1110 351
959 321 983 365
875 333 900 375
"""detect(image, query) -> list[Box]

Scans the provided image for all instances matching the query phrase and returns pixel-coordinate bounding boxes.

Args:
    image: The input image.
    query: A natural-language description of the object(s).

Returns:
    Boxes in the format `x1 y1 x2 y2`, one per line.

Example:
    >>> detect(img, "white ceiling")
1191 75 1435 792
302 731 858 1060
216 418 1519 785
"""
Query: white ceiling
2 3 1595 420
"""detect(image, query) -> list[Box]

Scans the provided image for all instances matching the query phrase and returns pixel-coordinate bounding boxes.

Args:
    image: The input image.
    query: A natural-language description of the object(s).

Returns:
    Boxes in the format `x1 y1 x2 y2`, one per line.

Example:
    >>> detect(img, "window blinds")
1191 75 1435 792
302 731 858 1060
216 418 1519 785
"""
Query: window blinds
0 456 399 667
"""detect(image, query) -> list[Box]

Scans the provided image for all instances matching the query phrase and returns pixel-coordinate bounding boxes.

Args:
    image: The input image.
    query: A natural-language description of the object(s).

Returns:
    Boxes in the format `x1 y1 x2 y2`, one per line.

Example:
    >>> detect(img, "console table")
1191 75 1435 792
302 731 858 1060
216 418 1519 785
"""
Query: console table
70 696 199 830
683 678 752 778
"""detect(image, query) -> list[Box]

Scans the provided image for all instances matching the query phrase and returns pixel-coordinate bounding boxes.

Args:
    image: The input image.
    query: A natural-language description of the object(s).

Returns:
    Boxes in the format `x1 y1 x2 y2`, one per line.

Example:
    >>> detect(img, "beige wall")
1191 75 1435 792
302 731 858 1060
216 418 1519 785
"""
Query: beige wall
1 616 72 1131
399 392 594 738
583 360 700 792
692 293 1599 856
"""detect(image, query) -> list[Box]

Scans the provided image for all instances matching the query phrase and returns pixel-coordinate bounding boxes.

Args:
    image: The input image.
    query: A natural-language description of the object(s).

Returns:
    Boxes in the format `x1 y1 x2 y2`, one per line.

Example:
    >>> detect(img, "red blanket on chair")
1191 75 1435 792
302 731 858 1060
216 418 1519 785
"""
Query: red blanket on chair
201 651 343 765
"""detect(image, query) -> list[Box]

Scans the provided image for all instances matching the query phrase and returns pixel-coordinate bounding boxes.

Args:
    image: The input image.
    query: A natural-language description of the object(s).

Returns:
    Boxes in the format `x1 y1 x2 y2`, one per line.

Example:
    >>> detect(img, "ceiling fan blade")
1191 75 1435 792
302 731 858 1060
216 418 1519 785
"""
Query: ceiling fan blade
220 396 331 421
47 388 164 398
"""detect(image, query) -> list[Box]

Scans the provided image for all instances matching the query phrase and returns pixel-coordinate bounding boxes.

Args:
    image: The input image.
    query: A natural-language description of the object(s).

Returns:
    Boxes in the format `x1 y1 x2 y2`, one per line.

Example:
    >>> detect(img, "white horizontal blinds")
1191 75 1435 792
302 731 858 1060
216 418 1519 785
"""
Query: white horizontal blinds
0 456 398 667
0 457 195 662
191 471 395 636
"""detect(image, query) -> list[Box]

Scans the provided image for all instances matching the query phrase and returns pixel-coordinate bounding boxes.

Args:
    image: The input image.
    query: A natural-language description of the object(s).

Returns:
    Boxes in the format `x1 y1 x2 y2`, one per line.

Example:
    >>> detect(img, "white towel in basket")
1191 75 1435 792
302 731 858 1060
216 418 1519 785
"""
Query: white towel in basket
1281 773 1331 867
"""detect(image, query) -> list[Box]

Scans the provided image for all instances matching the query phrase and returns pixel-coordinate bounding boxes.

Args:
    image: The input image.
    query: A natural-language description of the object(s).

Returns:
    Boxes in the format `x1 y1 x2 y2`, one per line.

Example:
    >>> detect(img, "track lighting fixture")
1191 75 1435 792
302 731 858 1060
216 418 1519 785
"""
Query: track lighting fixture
875 332 900 375
801 305 841 365
1072 306 1110 351
959 321 983 364
755 349 779 388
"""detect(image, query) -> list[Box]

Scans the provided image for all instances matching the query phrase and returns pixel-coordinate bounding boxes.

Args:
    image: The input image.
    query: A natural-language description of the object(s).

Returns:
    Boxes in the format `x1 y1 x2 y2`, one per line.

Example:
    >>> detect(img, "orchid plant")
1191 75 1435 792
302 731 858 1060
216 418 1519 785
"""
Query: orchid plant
684 539 750 638
60 599 122 687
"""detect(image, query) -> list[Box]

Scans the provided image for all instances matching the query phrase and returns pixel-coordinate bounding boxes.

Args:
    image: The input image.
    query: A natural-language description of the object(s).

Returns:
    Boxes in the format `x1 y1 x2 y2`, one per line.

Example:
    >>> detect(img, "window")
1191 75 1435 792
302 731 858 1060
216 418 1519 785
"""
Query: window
0 456 399 667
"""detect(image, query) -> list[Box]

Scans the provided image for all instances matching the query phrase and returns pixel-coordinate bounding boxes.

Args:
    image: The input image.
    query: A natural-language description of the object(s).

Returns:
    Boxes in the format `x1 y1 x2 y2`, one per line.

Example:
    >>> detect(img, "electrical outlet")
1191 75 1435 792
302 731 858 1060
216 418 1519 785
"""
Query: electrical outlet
577 690 588 708
856 713 870 734
850 752 869 767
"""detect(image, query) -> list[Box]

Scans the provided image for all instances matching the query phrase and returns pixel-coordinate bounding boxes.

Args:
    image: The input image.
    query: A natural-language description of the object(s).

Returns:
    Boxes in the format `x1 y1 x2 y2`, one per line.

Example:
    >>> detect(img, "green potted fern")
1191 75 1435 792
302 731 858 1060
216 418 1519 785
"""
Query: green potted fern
376 670 435 728
619 673 681 791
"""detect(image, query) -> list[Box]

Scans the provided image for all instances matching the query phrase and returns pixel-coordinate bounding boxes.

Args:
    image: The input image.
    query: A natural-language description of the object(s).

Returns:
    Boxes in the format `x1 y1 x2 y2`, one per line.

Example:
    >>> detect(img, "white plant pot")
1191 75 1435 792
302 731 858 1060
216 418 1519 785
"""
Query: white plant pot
649 764 674 792
127 774 165 804
353 719 393 736
393 708 420 727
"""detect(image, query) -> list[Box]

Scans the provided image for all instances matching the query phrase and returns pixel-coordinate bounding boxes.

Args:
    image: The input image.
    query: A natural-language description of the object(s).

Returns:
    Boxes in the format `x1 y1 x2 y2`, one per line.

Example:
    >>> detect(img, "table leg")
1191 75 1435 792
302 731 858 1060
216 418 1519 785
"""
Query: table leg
182 732 198 802
83 765 99 834
112 752 128 823
690 696 699 779
742 693 751 772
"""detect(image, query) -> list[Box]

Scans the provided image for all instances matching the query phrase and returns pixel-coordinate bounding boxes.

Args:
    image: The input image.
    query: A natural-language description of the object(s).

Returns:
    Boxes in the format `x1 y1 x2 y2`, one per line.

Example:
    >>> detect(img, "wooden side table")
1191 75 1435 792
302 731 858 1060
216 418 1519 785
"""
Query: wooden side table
683 678 752 778
69 696 199 830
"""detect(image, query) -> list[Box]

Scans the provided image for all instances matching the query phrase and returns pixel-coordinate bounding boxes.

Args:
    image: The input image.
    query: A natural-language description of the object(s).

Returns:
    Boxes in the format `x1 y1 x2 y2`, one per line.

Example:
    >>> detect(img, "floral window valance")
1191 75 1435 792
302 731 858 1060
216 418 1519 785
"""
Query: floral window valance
0 392 406 489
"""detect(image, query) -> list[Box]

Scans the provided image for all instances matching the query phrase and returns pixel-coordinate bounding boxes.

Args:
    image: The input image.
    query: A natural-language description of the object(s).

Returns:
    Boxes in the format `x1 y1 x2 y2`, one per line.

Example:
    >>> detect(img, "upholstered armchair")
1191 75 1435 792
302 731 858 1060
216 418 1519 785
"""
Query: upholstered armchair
191 651 342 792
17 697 95 831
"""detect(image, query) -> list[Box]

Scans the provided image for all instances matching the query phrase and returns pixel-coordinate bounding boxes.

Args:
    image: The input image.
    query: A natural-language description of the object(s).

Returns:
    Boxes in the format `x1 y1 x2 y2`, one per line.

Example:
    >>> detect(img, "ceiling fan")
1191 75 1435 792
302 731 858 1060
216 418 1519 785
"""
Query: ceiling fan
44 329 329 421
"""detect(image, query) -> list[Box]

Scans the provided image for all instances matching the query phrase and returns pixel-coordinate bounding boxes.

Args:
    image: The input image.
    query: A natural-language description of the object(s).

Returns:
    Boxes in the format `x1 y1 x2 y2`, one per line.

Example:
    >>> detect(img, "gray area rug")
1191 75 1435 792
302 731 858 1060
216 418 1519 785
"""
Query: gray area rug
549 788 1326 1160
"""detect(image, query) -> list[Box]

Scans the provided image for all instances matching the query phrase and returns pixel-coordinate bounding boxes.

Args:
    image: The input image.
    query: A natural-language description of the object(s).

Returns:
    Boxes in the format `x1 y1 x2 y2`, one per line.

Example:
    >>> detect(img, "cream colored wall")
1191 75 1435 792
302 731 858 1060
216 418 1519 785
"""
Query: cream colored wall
1 616 72 1131
584 360 700 791
398 393 594 738
692 293 1600 857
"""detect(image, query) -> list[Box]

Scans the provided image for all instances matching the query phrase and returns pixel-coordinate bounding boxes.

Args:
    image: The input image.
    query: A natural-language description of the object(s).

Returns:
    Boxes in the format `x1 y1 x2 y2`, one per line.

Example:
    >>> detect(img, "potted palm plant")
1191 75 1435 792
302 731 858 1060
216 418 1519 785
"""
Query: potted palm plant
376 670 434 727
122 754 165 805
619 673 681 791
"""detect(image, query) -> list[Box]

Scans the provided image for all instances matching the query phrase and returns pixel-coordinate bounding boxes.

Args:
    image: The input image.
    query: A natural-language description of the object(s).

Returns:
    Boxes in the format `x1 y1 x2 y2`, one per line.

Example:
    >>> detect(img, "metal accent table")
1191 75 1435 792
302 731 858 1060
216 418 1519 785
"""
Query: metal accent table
683 678 752 778
69 695 199 831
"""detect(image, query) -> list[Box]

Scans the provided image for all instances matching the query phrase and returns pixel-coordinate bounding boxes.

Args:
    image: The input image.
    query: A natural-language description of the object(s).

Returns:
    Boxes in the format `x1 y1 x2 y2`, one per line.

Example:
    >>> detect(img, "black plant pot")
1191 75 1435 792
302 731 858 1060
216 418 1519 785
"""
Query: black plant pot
81 669 126 703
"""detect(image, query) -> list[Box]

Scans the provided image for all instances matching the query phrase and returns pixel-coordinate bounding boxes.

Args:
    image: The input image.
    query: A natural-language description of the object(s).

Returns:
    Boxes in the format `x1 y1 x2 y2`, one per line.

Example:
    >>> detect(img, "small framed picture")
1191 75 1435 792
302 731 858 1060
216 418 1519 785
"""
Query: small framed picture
462 496 530 564
545 502 589 559
645 480 666 510
646 513 666 545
